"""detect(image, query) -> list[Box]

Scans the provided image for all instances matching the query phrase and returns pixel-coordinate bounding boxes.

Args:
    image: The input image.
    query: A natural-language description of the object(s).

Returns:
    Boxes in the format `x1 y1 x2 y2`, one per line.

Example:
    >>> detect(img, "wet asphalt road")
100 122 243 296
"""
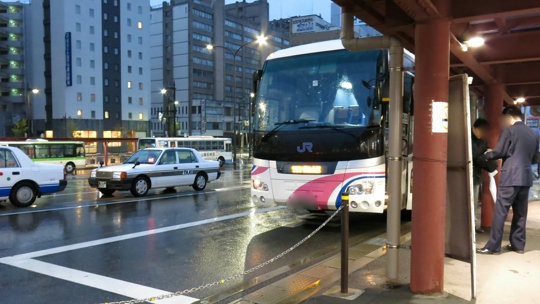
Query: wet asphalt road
0 165 389 304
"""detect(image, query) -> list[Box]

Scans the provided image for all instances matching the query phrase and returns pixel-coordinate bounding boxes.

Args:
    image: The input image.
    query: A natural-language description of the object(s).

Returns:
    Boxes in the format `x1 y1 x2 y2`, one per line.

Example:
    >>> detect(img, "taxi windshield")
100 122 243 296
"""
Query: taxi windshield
125 150 162 164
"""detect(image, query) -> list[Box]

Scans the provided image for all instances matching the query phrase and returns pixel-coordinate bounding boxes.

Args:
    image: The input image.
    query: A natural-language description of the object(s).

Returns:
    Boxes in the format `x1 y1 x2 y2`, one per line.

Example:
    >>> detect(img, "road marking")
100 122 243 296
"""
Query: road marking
1 258 196 304
0 185 250 217
0 205 285 261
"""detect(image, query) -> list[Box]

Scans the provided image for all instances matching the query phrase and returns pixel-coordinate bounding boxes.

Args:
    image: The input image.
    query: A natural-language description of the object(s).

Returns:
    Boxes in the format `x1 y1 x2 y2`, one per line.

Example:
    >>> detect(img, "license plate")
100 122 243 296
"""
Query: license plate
98 181 107 188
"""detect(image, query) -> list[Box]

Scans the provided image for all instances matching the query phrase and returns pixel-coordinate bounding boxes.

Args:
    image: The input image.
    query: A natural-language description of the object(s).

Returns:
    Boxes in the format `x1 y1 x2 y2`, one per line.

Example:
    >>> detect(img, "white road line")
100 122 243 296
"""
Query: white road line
0 205 286 261
2 258 196 304
0 185 250 217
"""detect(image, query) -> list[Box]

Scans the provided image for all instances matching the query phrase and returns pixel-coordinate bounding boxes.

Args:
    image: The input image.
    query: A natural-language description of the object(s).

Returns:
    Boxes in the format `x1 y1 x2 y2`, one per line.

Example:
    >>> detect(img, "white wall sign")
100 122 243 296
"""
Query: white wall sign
432 101 449 133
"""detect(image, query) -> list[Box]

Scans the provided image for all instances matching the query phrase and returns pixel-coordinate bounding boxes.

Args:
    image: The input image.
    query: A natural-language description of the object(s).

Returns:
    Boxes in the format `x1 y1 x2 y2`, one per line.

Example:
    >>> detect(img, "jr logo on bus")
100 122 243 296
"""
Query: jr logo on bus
297 142 313 153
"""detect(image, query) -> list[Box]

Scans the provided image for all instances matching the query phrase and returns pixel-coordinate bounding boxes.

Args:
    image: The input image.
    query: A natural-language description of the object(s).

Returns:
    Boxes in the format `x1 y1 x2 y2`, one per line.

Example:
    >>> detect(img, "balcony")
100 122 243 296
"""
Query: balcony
0 13 23 22
0 81 24 89
0 26 22 34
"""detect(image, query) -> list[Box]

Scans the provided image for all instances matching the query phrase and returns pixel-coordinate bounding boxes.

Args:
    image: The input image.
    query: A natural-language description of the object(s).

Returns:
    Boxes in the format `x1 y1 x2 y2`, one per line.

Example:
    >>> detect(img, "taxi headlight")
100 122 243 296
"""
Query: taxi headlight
113 172 127 179
91 170 97 178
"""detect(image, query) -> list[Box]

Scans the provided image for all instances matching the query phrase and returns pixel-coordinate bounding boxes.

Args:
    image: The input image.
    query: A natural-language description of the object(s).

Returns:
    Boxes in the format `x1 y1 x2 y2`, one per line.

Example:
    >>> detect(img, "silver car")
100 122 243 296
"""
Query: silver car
88 148 221 197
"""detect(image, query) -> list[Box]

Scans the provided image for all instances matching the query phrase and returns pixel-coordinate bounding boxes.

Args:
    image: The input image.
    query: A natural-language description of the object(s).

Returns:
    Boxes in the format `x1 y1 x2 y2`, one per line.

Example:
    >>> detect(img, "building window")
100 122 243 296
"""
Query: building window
128 112 132 119
127 18 132 26
193 21 212 32
76 57 82 67
127 66 132 73
90 60 95 68
104 95 109 103
138 67 143 75
77 109 83 118
103 12 108 20
103 46 108 53
114 80 119 87
138 6 142 14
192 9 212 20
138 112 143 120
76 5 81 14
138 52 142 60
76 75 82 84
114 15 118 23
76 40 81 49
104 29 108 37
138 82 143 90
192 33 211 43
90 43 95 51
128 96 132 104
137 21 143 29
127 3 131 10
127 34 132 42
91 93 96 102
104 62 109 70
138 36 142 45
104 111 109 119
127 81 132 89
76 22 81 32
114 32 118 39
91 110 96 118
90 77 95 85
114 48 119 55
77 92 82 101
127 50 132 58
89 8 94 17
139 97 143 105
104 78 109 86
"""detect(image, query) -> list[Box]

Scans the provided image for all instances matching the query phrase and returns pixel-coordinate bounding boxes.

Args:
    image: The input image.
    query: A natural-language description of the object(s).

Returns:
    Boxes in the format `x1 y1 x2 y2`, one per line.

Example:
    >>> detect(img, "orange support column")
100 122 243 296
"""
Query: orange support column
410 18 450 294
481 83 504 227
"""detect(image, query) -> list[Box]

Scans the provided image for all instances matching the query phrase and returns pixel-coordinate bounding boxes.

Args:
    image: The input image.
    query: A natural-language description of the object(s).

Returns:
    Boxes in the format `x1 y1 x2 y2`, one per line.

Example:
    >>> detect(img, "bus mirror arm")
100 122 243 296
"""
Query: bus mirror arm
99 160 104 167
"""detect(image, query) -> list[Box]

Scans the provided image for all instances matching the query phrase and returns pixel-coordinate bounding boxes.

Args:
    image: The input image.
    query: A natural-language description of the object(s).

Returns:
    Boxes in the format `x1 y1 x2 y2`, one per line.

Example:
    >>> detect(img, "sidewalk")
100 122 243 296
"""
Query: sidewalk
231 196 540 304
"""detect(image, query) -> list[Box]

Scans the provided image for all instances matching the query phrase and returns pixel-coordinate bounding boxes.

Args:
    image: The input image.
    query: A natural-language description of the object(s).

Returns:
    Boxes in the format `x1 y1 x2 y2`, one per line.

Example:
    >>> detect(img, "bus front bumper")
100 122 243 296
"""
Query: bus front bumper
88 178 133 190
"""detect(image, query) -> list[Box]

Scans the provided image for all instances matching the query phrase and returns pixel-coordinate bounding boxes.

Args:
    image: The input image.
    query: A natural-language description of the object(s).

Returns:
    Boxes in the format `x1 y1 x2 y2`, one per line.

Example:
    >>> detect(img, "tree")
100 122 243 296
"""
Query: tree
11 119 28 138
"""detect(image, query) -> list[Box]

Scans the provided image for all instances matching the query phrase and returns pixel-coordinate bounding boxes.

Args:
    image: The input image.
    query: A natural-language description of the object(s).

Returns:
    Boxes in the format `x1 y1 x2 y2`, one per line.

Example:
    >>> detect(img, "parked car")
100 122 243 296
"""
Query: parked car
0 146 67 207
88 148 221 197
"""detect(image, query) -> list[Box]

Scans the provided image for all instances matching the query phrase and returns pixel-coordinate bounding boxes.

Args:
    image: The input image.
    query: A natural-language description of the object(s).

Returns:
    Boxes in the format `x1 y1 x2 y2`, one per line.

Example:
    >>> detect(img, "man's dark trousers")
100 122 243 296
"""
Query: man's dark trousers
485 186 529 252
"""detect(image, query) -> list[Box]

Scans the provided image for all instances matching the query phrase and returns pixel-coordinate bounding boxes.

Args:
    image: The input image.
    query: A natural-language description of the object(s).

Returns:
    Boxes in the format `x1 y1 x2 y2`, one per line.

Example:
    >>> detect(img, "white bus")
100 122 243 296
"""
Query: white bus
0 139 86 173
251 40 415 213
137 136 232 167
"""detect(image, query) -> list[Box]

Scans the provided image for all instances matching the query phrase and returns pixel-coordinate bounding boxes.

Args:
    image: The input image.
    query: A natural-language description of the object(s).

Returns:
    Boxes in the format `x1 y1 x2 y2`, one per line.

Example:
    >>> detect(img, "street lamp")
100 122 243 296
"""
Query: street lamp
206 34 268 169
26 86 40 136
31 88 40 95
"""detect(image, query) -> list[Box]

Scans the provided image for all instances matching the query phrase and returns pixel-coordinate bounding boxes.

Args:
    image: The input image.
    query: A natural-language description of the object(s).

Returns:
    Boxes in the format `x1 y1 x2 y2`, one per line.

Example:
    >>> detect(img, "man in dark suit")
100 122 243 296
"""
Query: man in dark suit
478 106 540 254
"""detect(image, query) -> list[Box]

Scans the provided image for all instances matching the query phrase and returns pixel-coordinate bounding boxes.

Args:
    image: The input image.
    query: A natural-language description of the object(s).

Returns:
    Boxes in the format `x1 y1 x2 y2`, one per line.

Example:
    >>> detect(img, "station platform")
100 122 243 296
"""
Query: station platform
231 181 540 304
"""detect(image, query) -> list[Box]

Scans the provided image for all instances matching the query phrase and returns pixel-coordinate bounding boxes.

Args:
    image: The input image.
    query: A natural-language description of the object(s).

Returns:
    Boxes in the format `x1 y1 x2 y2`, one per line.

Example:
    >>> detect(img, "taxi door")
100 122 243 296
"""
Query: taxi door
0 149 23 197
176 150 198 185
152 150 179 188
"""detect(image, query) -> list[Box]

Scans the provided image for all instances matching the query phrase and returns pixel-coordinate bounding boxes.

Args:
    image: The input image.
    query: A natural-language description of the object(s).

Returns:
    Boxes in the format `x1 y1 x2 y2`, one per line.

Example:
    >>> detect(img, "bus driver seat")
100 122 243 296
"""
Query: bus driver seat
297 107 319 122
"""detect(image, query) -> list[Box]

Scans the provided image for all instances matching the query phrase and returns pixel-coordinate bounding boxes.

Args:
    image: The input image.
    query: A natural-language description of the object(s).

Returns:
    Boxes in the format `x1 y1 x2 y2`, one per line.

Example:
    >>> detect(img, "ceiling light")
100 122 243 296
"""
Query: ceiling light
340 81 353 90
514 97 525 104
465 37 485 48
467 76 474 85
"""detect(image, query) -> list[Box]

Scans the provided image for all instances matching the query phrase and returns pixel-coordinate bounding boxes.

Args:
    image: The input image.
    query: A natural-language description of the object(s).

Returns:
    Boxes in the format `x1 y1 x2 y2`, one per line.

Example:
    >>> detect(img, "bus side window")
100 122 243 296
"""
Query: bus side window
76 144 85 157
64 144 76 157
35 145 49 159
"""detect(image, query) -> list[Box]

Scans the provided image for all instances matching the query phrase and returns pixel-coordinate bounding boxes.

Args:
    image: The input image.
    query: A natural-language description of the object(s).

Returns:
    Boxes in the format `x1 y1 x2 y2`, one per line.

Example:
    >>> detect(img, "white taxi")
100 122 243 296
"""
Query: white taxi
0 146 67 207
88 148 221 197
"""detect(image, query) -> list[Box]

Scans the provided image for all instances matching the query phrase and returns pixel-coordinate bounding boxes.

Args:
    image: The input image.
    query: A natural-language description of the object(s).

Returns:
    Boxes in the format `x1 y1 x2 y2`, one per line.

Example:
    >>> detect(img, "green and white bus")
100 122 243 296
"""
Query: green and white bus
138 136 232 167
0 139 86 173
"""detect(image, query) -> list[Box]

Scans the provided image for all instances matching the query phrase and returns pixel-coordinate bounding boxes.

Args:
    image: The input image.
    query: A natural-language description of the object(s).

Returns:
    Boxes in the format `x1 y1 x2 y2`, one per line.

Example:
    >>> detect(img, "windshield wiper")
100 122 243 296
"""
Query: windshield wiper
262 119 314 141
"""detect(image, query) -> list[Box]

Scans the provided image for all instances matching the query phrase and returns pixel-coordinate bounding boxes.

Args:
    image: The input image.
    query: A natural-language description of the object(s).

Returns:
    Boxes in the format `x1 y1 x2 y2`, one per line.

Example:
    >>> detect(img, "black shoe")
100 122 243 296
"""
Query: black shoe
475 228 485 234
476 247 498 255
505 244 524 254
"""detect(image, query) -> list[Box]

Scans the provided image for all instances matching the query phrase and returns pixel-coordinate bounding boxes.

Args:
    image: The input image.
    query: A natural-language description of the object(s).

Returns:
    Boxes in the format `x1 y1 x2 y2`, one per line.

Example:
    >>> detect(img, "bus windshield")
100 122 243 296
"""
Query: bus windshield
254 50 383 132
138 139 156 149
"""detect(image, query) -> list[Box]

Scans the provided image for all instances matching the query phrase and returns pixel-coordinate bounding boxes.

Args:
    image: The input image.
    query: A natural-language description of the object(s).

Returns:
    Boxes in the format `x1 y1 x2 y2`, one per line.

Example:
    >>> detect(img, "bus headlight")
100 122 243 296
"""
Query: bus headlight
347 180 375 195
347 184 363 195
361 181 374 194
91 170 97 178
252 178 268 191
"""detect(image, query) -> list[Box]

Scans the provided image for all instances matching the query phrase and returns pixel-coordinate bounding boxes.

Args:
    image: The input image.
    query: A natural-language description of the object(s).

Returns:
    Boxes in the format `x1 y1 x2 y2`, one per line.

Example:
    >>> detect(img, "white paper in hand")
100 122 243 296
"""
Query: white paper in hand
489 170 498 202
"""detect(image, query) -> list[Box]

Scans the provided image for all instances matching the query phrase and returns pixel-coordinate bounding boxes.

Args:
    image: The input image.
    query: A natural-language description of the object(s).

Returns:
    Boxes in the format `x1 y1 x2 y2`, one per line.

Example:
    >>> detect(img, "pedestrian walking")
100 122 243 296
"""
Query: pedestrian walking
477 106 540 254
471 118 498 233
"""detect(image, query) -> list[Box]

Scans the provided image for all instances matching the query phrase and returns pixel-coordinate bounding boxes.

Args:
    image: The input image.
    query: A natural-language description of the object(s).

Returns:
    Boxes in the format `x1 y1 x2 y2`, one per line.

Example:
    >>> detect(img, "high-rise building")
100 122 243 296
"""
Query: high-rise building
26 0 151 138
0 1 27 137
150 0 290 137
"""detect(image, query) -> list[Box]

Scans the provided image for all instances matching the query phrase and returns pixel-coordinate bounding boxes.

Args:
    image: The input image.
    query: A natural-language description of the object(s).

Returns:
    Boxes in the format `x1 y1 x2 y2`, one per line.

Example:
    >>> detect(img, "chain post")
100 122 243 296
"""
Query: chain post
341 192 349 294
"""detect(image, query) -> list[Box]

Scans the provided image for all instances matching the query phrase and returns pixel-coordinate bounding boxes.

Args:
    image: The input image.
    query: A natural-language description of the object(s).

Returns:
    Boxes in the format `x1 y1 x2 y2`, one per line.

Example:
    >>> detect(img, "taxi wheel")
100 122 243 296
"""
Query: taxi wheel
99 189 115 196
218 157 225 167
65 162 76 174
193 173 207 191
10 182 37 208
131 176 150 197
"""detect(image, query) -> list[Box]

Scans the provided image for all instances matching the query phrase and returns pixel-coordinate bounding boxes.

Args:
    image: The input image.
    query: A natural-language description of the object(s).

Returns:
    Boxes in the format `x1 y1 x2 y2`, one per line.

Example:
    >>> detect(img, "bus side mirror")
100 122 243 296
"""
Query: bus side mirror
252 70 263 116
99 160 104 167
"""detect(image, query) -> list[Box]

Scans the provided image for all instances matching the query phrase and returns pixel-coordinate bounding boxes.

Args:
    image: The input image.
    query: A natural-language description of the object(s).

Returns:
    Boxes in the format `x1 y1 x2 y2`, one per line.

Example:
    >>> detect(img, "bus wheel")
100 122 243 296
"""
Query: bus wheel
218 157 225 167
65 162 76 174
10 182 37 208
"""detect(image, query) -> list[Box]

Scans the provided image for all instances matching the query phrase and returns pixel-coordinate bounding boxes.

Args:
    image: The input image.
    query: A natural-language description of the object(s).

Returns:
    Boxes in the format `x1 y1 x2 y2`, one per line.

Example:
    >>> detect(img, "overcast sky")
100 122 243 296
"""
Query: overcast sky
149 0 332 21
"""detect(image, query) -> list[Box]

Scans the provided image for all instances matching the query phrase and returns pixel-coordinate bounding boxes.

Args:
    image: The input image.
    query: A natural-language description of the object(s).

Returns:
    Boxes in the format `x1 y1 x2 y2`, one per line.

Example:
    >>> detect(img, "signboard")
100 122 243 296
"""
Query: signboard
526 117 539 128
291 16 332 33
65 32 72 87
432 101 449 133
